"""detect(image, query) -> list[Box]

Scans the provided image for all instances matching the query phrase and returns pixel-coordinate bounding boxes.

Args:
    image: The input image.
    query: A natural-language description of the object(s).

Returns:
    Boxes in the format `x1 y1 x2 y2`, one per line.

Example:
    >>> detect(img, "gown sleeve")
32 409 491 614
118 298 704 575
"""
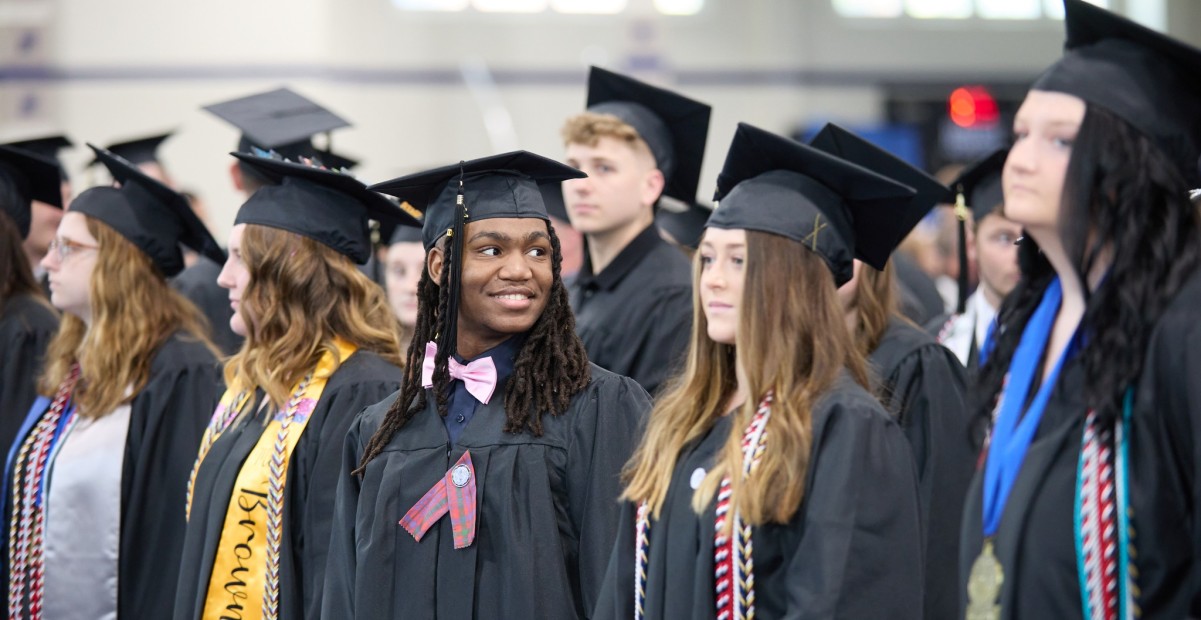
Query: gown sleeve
290 377 400 620
883 343 974 620
565 373 651 618
319 398 386 620
590 500 639 619
119 346 223 620
1131 288 1201 618
783 397 924 619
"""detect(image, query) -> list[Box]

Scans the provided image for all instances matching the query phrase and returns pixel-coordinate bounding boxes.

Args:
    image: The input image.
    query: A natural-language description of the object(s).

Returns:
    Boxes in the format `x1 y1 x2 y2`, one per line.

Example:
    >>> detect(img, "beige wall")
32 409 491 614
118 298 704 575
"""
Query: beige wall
1 0 1187 241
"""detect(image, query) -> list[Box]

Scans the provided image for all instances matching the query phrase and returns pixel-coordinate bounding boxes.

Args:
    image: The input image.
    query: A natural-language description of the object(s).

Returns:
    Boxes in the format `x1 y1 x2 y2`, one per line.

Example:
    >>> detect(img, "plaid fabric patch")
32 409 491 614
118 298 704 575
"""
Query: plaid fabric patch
399 451 477 549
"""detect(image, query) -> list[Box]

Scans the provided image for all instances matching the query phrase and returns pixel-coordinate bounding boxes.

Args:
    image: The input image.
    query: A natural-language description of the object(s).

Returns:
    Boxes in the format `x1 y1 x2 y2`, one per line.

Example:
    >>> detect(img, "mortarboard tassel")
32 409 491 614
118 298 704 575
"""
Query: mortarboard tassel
954 186 970 315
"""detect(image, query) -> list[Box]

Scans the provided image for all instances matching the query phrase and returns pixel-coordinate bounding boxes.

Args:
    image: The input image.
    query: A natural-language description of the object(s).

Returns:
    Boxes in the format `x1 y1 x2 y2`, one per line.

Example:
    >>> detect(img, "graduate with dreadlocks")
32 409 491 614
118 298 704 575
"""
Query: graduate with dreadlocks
593 123 923 619
321 151 651 619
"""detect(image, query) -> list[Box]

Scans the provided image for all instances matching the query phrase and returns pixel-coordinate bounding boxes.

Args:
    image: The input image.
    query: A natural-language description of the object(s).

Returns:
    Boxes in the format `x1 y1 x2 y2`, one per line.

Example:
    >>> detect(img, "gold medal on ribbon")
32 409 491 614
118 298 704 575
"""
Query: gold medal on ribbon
966 538 1003 620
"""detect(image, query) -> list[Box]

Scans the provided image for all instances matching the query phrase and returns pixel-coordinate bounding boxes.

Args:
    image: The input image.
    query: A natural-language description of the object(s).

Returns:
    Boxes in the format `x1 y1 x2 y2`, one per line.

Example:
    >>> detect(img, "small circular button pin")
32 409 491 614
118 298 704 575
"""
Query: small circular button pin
690 468 706 490
452 464 472 488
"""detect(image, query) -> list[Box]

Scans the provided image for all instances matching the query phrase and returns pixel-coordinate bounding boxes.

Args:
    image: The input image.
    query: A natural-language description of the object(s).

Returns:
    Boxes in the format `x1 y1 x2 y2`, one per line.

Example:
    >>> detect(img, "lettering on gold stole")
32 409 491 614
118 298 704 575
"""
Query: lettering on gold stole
219 488 269 620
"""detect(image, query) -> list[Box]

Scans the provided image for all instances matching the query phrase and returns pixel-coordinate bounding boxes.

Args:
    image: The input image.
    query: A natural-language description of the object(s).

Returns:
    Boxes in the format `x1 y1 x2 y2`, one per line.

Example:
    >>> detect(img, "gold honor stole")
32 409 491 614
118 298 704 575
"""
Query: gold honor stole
200 340 357 620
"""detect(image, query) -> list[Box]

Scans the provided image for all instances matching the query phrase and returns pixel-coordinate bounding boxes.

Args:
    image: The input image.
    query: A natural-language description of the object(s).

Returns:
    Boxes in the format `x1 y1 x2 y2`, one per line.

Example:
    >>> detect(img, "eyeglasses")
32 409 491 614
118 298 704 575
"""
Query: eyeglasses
48 237 99 262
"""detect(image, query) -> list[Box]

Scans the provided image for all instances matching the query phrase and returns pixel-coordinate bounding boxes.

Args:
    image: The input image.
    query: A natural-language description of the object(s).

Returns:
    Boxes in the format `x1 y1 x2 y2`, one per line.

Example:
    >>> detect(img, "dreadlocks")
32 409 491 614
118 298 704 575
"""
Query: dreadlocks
356 220 589 473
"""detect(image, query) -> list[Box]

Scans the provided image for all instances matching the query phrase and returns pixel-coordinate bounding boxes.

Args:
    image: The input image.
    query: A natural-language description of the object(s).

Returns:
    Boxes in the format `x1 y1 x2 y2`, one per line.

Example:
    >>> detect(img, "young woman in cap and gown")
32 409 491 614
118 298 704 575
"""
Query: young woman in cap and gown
3 145 225 620
320 151 651 619
174 153 409 620
0 146 62 454
182 88 359 357
959 1 1201 617
593 123 924 619
810 123 974 620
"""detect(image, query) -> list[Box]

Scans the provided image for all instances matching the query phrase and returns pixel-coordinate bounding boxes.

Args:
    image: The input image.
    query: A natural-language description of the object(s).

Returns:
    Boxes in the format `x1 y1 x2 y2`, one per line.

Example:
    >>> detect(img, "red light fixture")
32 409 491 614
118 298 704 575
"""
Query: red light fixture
948 86 999 128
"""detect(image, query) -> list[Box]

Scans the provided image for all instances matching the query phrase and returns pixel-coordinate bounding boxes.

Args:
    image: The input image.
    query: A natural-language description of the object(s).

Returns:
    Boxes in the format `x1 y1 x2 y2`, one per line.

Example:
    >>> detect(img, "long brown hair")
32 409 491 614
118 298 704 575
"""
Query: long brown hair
0 210 44 310
622 231 868 526
848 261 898 357
38 216 216 417
224 224 405 409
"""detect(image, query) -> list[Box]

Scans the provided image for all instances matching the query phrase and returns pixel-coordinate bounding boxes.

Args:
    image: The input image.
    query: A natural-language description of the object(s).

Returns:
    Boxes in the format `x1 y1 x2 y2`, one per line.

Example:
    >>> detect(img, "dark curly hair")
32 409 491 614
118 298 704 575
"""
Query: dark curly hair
974 104 1201 440
355 218 590 472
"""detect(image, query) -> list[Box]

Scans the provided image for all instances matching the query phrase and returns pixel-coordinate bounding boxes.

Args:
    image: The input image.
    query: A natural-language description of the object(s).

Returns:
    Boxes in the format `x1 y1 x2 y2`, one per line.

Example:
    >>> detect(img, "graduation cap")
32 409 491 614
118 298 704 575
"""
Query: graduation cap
5 135 72 160
370 151 586 250
0 145 64 238
809 123 952 261
72 144 225 277
370 150 585 357
232 152 416 265
88 132 172 168
5 135 74 179
585 67 711 211
948 148 1009 313
952 148 1008 224
656 201 712 250
388 211 425 245
1033 0 1201 185
707 123 916 287
378 200 425 247
204 87 351 162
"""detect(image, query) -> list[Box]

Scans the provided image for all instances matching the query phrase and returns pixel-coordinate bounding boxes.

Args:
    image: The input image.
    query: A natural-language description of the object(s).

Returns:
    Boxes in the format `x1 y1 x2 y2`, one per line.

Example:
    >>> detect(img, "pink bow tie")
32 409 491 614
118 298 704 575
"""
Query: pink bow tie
421 341 498 404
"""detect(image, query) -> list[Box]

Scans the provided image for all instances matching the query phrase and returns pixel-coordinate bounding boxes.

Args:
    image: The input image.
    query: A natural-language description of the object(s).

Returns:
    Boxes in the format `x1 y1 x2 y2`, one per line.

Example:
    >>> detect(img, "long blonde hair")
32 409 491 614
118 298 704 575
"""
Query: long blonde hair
38 216 216 417
223 225 404 409
622 231 868 525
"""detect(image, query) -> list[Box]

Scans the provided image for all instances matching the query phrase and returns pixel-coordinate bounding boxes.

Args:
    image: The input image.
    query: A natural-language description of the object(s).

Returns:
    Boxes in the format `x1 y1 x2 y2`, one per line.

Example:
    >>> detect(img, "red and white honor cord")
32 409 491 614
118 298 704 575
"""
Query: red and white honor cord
7 366 80 620
632 392 773 620
1075 393 1138 620
715 392 772 620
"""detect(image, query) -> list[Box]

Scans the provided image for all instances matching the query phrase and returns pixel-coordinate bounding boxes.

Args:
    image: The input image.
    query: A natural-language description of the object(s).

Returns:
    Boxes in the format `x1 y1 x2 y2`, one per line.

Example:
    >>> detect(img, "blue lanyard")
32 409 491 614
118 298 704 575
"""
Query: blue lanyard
982 277 1076 537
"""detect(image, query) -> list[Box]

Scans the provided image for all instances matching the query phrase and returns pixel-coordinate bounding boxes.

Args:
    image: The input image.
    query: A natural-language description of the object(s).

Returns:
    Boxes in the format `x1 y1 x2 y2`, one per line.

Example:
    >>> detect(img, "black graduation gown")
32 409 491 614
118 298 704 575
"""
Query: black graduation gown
959 353 1090 619
0 293 57 452
569 224 692 397
1 333 222 620
172 256 244 356
958 269 1201 619
1131 267 1201 617
594 375 925 619
868 317 973 620
175 350 401 620
321 363 651 619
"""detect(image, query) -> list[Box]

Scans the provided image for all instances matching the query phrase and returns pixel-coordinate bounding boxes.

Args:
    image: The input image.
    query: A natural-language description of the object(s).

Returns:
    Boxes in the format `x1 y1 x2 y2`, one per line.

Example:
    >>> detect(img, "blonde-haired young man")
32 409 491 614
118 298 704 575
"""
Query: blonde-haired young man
560 67 711 396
